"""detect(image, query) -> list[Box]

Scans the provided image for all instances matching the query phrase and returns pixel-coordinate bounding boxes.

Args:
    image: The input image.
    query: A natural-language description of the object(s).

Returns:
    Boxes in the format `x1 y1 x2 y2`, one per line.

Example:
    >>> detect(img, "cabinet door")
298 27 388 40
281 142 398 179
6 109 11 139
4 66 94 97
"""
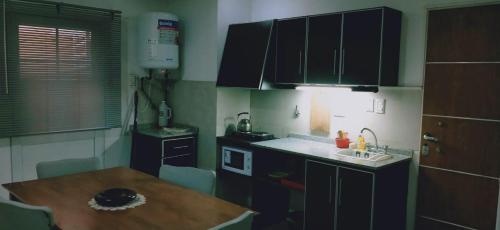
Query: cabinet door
307 14 342 84
275 18 306 84
336 167 374 230
340 9 382 85
304 161 336 230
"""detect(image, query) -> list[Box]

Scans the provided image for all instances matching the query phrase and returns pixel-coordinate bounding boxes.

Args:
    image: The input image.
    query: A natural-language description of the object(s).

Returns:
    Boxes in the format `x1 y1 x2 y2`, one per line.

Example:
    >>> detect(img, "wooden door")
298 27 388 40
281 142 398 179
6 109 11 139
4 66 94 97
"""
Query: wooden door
275 17 306 84
304 161 336 230
417 4 500 230
306 13 342 84
340 9 382 86
336 167 373 230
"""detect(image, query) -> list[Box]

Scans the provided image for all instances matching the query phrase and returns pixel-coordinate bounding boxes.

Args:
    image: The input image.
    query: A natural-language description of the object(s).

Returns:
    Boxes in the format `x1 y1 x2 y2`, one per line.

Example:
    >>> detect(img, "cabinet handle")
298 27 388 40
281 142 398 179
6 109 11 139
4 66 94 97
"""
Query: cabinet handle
328 175 333 204
338 177 343 207
173 145 190 149
333 49 337 76
164 153 191 160
298 50 303 75
341 49 345 75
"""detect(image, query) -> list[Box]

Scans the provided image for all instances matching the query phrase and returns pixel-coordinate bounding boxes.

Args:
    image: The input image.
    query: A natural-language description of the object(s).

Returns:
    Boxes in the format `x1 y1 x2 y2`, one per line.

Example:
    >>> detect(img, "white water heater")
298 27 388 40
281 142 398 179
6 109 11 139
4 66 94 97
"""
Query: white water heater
138 12 179 69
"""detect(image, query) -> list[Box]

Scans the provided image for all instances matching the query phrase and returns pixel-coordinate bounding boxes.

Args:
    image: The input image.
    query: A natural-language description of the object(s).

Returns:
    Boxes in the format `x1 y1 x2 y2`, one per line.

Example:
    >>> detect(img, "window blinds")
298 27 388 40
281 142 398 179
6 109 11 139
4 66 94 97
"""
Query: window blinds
0 0 121 137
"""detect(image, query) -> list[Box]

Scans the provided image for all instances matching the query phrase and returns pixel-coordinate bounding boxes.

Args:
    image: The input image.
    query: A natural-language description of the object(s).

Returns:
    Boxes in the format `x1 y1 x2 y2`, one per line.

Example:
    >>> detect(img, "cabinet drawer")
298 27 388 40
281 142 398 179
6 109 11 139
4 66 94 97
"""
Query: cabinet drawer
162 154 194 166
162 137 195 158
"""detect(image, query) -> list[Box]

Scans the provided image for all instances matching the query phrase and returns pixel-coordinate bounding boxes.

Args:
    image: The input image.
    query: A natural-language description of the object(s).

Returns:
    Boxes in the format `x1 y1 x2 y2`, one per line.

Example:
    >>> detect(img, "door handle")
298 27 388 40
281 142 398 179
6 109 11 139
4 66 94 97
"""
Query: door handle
328 175 332 204
423 132 439 143
298 50 303 75
333 49 337 76
341 48 345 75
338 177 343 207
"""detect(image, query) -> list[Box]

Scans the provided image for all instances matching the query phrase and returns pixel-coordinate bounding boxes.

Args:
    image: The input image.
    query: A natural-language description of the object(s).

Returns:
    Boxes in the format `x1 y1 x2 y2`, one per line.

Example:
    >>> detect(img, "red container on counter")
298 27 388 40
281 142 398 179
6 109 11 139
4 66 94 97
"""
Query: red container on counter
335 138 350 148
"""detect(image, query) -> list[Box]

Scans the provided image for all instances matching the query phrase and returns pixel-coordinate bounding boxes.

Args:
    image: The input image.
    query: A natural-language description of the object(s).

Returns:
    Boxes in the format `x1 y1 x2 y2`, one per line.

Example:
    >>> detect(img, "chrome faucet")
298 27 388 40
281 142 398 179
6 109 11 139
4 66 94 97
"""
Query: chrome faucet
360 128 378 150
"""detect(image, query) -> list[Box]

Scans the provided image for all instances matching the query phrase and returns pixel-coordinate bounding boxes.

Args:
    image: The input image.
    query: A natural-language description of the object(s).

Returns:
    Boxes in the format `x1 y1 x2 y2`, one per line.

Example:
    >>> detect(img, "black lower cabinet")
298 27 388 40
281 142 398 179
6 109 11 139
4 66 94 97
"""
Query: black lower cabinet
304 160 408 230
304 161 336 230
131 132 197 177
336 168 373 230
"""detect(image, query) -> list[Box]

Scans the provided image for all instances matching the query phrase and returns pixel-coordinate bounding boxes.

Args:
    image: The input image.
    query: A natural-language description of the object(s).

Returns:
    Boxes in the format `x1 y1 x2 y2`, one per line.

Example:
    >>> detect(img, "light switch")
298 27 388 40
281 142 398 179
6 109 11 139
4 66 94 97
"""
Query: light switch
374 98 385 114
366 98 374 112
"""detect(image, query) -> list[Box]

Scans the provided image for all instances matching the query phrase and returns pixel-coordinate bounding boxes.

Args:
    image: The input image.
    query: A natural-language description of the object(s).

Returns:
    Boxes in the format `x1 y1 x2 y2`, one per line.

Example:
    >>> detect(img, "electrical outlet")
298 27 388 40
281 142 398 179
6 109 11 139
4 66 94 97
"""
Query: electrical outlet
374 98 386 114
366 98 374 112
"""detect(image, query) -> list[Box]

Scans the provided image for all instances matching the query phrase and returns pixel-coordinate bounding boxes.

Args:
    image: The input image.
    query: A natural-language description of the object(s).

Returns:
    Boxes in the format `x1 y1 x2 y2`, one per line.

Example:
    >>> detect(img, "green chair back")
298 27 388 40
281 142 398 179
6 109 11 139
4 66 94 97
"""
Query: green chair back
36 157 101 179
0 197 54 230
159 165 216 195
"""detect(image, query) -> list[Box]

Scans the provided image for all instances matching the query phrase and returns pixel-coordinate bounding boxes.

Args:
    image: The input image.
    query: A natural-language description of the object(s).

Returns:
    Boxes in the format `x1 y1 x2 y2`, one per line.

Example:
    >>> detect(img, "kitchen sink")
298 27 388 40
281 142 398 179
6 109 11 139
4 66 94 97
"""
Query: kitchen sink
334 149 392 162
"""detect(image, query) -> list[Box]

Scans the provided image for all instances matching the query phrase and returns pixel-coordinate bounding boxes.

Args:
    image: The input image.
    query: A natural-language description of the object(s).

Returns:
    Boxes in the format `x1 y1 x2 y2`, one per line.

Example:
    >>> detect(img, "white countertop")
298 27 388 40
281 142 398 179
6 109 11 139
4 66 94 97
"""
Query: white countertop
137 124 198 138
251 137 412 170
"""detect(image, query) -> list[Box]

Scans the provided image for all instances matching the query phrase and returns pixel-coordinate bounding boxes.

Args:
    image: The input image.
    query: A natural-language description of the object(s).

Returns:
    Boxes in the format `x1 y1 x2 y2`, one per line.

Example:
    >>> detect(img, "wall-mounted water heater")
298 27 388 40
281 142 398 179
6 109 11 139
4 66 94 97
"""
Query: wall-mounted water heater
138 12 179 69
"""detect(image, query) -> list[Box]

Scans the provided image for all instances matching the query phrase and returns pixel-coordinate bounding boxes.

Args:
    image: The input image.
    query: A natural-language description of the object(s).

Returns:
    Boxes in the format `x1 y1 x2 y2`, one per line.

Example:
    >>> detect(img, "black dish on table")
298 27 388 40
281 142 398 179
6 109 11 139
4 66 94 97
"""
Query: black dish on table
94 188 137 207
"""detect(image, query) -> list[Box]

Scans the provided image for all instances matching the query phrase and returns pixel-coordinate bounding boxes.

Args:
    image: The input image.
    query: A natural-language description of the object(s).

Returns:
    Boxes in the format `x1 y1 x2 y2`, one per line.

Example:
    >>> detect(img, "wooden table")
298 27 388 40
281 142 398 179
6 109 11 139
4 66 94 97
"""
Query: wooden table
2 167 249 230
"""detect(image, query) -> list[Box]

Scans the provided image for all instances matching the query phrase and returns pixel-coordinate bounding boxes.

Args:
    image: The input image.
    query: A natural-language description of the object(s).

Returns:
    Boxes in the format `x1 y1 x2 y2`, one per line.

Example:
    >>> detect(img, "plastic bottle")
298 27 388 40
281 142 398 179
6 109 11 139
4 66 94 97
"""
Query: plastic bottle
357 135 366 151
158 101 169 127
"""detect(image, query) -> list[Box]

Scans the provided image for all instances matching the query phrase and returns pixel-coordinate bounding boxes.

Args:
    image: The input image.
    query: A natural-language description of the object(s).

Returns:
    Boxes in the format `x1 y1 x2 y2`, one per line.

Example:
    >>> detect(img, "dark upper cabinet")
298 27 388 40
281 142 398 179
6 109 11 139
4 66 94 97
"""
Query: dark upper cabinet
217 20 275 89
307 14 342 84
276 7 401 87
275 17 307 84
340 10 382 86
217 7 401 89
336 167 374 230
304 161 336 230
340 8 401 86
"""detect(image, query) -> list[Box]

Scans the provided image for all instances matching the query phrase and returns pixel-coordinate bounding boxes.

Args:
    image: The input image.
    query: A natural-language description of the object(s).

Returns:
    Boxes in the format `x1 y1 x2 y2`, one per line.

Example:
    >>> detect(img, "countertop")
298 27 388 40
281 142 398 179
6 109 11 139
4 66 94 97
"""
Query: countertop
136 124 198 138
250 135 412 170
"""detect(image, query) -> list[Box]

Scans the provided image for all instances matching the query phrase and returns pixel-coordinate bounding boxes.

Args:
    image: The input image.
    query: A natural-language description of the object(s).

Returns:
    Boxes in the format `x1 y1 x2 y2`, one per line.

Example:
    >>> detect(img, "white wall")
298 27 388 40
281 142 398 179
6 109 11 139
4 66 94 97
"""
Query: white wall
0 0 170 199
168 0 218 82
217 0 253 67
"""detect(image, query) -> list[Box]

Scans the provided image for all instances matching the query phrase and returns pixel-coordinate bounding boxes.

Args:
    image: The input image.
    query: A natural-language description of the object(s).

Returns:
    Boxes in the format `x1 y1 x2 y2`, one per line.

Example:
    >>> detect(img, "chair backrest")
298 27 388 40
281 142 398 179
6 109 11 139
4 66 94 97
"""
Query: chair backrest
208 211 254 230
159 165 216 195
0 197 54 230
36 157 101 179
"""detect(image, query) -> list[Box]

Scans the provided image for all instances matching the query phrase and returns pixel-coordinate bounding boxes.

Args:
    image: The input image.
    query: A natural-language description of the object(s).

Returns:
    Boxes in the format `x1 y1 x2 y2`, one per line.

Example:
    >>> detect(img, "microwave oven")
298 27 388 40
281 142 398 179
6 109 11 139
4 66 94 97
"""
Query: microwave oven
221 146 252 176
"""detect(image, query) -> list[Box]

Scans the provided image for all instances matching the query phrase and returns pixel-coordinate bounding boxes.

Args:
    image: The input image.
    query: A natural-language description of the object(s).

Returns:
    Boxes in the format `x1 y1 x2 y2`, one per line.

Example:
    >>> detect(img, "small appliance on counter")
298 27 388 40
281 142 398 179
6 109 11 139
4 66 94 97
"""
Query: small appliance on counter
221 146 253 176
236 112 252 133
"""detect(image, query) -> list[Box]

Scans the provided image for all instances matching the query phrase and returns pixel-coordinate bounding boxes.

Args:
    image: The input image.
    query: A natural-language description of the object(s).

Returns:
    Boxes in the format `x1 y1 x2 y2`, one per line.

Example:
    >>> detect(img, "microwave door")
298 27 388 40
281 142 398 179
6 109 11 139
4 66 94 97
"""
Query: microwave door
224 150 244 170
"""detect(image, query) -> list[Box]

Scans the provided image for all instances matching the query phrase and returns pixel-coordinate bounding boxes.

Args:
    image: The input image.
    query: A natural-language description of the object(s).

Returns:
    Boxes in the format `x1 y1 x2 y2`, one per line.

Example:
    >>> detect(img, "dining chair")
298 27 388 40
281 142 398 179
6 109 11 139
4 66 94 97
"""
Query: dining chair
36 157 101 179
208 211 254 230
0 197 55 230
159 165 216 195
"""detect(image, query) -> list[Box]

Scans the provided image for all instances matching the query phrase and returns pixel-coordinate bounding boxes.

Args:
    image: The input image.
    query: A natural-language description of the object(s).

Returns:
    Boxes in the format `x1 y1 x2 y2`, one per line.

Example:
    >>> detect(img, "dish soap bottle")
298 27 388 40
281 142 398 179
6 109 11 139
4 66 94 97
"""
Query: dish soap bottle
357 135 366 151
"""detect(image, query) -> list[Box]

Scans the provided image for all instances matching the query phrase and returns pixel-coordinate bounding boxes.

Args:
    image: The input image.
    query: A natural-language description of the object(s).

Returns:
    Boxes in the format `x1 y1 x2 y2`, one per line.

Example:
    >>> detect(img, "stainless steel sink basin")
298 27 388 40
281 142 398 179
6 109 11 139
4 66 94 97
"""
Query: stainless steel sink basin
334 149 392 162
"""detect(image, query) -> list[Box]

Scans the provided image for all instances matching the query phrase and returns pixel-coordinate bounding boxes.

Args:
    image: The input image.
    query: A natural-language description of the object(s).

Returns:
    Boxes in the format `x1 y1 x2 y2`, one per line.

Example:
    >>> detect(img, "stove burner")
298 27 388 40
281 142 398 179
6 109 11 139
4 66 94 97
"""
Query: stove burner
232 131 274 142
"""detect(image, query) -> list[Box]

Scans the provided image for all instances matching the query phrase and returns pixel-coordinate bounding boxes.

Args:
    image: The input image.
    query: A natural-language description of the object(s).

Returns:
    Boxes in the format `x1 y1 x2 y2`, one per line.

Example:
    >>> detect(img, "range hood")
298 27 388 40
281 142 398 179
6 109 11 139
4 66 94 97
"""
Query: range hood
217 20 278 89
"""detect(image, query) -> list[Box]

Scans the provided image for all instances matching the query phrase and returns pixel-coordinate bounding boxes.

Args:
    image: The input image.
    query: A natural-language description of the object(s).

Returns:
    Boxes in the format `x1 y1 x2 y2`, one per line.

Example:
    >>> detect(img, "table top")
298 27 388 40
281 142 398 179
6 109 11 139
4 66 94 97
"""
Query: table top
2 167 249 230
